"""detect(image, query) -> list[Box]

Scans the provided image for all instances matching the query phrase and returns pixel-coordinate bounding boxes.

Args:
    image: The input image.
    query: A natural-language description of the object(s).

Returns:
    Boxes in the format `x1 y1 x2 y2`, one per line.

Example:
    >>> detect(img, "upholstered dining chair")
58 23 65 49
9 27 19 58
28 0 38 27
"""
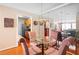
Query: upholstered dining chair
28 31 37 43
45 36 76 55
19 37 42 55
19 31 42 55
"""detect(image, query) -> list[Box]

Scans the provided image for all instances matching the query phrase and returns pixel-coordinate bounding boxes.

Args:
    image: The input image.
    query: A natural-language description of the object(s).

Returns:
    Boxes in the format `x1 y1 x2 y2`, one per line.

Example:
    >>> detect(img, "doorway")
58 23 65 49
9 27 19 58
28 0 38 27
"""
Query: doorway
18 16 31 37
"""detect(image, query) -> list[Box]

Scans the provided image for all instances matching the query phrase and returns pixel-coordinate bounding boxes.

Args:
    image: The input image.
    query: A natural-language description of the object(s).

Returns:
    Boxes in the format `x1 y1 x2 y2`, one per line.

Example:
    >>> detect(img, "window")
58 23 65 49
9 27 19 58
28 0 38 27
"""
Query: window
62 23 71 30
72 23 76 29
61 23 76 31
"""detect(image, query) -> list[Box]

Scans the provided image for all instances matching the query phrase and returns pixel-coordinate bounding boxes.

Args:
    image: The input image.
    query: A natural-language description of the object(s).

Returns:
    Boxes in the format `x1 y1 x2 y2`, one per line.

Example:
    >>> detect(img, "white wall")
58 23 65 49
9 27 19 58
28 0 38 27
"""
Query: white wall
0 5 33 51
32 19 45 42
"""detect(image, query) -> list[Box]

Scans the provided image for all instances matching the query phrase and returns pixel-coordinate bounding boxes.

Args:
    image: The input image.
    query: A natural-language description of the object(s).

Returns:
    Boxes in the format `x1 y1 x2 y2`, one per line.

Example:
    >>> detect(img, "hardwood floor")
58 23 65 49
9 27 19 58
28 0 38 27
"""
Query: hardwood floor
0 44 23 55
0 44 79 55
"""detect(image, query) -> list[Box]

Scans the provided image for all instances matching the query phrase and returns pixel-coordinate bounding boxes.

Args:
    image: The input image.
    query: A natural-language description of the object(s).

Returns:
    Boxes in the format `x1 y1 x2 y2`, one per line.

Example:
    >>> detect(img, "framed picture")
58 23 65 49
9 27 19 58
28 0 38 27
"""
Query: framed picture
4 18 14 27
33 21 38 25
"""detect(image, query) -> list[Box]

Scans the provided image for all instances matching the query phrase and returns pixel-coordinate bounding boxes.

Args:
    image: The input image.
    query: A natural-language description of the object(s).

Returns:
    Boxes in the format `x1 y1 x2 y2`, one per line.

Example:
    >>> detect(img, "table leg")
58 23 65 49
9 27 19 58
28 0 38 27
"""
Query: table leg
42 44 44 55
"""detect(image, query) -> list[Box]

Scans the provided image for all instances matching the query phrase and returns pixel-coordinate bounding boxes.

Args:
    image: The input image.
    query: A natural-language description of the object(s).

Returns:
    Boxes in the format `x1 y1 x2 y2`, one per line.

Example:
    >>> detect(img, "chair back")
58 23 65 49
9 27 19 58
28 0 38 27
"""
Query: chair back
19 38 29 55
58 37 75 55
25 31 30 48
29 31 36 42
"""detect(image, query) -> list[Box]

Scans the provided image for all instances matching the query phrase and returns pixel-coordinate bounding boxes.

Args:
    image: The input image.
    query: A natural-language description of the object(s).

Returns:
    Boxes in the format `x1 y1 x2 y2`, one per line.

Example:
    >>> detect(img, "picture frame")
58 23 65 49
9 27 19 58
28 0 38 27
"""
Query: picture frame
4 18 14 27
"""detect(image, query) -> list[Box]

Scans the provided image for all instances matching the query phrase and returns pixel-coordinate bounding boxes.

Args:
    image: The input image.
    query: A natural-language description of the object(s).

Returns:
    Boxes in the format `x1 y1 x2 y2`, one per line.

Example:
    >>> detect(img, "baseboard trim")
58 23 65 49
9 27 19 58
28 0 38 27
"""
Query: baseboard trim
0 45 18 51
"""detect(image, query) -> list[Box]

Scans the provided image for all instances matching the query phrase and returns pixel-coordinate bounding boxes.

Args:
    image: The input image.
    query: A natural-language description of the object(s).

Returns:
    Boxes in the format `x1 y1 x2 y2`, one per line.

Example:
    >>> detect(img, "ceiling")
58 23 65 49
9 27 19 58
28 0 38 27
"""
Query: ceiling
0 3 79 22
0 3 64 15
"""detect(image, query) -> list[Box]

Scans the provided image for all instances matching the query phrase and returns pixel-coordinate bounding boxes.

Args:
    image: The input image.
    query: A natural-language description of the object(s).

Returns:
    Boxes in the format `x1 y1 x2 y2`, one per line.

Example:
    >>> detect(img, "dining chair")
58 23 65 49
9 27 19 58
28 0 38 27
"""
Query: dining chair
45 36 76 55
19 37 42 55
